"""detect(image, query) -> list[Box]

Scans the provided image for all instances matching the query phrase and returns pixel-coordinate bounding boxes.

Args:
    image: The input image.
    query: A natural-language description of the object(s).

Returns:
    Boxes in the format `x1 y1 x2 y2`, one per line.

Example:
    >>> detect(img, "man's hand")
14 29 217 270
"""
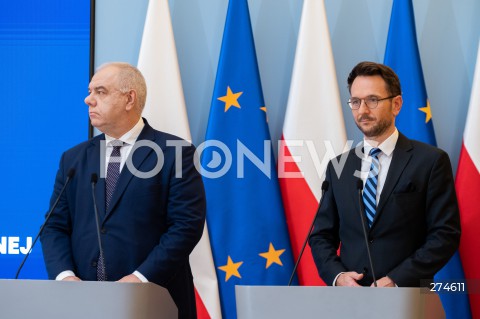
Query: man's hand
117 274 142 283
372 276 395 287
336 272 364 286
62 276 81 281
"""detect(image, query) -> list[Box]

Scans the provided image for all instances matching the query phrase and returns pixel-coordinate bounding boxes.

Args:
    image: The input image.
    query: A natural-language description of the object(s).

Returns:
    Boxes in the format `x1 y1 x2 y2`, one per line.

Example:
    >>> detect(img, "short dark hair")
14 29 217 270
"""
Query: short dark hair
347 61 401 96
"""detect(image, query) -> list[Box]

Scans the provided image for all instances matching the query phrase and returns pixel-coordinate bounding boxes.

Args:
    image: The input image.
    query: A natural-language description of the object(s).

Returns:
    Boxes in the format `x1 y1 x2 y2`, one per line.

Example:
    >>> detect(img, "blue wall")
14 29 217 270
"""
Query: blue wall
94 0 479 173
0 0 90 279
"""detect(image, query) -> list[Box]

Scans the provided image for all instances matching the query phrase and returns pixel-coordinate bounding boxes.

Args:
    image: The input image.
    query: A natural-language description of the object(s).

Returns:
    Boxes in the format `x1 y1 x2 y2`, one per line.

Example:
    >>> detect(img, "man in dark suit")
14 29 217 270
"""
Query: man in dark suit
309 61 460 287
40 62 205 318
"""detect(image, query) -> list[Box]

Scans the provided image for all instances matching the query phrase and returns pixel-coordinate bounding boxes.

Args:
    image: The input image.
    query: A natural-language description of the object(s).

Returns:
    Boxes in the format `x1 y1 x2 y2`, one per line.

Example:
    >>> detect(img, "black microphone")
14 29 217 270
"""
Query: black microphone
91 173 107 280
288 181 329 286
15 168 76 279
356 179 377 287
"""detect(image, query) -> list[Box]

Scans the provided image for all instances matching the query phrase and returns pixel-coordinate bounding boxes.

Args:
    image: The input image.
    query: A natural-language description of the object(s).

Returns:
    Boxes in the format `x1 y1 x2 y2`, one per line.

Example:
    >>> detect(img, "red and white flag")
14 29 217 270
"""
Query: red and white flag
457 41 480 318
137 1 221 318
278 0 348 285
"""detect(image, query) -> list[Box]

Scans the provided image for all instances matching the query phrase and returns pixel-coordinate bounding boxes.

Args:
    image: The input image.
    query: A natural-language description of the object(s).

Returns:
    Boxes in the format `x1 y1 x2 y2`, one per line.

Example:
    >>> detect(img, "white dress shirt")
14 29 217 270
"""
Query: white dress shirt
361 128 399 203
104 118 145 175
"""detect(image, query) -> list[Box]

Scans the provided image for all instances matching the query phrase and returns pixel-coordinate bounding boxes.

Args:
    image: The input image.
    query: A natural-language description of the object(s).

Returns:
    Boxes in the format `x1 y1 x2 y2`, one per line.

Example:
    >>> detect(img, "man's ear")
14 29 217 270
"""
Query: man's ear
392 95 402 116
125 90 137 111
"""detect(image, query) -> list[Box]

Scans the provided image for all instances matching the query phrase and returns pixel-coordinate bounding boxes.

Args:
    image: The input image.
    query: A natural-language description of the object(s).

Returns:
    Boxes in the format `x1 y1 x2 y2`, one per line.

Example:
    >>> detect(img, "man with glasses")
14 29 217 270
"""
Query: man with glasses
309 61 460 287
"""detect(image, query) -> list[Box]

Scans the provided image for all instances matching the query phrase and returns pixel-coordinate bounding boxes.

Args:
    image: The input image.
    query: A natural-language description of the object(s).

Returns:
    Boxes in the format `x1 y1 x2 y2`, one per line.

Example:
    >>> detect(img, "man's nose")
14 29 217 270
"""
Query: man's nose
85 93 94 107
357 100 371 113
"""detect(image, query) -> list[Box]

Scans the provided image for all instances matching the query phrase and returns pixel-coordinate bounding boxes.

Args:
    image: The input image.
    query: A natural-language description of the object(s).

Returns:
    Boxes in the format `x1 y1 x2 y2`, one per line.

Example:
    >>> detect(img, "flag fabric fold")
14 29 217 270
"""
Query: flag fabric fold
202 0 295 317
137 1 222 318
457 40 480 319
278 0 347 286
384 1 471 318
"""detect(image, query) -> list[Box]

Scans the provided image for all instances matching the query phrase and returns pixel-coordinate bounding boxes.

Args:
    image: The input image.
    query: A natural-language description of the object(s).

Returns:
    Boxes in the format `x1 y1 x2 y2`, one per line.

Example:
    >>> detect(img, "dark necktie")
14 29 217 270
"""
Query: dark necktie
98 140 123 281
363 147 382 227
105 140 123 212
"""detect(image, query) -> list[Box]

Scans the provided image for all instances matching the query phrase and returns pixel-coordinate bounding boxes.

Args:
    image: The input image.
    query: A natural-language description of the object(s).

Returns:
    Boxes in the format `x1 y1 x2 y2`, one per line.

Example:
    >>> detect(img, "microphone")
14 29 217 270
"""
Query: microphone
15 168 76 279
288 181 329 286
356 179 377 287
91 173 107 281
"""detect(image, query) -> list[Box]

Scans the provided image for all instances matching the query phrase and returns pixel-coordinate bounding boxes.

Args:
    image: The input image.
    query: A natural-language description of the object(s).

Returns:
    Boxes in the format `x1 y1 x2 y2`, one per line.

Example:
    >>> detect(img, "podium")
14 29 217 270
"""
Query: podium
0 280 177 319
236 286 445 319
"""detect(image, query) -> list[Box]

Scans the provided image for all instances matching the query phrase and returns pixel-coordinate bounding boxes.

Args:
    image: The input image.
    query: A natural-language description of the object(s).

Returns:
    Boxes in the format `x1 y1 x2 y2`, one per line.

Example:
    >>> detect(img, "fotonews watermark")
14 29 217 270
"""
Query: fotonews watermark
99 139 375 179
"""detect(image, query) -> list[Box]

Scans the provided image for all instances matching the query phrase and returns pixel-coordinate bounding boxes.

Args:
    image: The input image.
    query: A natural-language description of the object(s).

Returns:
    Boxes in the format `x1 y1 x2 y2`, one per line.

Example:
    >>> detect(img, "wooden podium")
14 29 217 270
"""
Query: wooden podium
236 286 445 319
0 280 177 318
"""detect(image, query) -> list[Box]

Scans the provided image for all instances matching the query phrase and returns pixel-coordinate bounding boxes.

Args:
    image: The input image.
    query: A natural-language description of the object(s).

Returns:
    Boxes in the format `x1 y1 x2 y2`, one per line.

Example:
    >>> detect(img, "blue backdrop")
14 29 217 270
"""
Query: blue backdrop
0 0 90 279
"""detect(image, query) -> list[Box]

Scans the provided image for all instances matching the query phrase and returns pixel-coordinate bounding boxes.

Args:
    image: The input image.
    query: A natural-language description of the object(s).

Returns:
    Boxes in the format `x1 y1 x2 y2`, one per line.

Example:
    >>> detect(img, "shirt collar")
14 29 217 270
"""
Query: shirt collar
105 117 145 146
363 128 399 158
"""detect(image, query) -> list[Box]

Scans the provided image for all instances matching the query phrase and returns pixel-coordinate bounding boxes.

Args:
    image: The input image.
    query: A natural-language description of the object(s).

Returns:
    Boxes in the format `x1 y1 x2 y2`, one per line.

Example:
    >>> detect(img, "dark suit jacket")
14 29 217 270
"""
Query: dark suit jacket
309 132 460 287
40 120 206 318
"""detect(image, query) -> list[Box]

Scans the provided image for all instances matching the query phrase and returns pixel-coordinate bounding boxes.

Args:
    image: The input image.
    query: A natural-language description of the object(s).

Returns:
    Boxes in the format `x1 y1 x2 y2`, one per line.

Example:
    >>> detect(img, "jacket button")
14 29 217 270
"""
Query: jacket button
369 238 374 244
92 261 97 267
101 228 106 234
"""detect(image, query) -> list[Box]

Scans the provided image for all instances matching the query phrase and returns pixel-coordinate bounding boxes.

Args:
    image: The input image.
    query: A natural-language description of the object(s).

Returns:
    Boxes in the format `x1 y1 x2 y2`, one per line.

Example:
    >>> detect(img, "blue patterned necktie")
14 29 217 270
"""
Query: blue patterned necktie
363 147 382 228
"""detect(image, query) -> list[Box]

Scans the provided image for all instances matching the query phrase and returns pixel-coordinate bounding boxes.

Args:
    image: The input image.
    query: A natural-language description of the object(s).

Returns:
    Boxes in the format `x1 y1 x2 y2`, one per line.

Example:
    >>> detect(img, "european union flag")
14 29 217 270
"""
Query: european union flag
201 0 295 317
384 0 436 145
384 1 471 318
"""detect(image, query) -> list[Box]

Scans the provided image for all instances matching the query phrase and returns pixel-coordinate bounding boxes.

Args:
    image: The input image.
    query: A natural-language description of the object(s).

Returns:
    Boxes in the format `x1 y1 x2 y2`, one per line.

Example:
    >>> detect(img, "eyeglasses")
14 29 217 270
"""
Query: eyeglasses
348 96 396 110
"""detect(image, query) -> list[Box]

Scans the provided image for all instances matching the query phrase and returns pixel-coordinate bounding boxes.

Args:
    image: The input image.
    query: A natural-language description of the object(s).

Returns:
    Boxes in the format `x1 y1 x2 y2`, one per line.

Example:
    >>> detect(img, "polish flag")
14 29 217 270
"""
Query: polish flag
457 41 480 318
278 0 348 285
137 1 221 317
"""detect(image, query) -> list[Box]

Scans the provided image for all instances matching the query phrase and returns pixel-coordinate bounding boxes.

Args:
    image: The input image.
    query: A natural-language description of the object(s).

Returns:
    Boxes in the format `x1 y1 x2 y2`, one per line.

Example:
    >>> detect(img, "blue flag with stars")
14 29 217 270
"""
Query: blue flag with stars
384 1 471 318
384 0 436 145
201 0 295 317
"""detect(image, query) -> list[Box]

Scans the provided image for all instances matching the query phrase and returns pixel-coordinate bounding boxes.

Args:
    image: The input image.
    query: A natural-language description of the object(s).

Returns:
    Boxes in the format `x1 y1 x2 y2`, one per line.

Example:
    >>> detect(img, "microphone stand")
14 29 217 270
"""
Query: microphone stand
288 181 329 286
15 169 75 279
356 179 377 287
91 173 107 281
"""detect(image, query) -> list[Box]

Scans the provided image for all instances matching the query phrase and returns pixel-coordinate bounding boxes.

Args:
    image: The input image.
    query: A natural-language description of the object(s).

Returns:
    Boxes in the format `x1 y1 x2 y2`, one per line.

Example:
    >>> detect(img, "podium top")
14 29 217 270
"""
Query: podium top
0 279 177 319
235 286 444 319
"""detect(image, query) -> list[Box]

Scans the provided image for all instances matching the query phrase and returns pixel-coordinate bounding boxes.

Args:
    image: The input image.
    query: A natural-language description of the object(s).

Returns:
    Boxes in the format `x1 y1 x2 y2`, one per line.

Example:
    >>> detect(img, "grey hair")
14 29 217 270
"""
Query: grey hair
96 62 147 113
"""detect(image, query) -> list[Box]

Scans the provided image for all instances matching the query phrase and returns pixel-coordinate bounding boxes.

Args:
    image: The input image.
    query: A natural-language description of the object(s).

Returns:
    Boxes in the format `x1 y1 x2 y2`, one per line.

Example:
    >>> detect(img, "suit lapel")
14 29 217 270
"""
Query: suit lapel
104 122 157 219
373 133 413 226
88 136 107 217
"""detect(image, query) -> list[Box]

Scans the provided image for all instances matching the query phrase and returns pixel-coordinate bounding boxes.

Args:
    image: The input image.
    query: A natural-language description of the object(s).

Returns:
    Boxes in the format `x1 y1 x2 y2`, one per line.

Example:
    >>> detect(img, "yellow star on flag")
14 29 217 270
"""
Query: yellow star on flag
260 106 268 122
418 100 433 123
218 86 243 112
259 243 285 269
218 256 243 281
